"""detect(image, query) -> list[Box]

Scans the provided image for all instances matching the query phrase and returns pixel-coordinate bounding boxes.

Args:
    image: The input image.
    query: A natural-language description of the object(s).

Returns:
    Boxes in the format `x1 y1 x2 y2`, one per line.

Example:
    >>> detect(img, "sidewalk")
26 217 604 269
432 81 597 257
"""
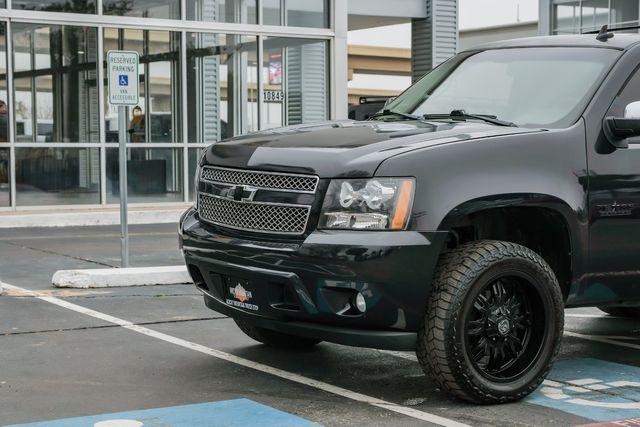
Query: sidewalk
0 205 190 228
0 223 183 290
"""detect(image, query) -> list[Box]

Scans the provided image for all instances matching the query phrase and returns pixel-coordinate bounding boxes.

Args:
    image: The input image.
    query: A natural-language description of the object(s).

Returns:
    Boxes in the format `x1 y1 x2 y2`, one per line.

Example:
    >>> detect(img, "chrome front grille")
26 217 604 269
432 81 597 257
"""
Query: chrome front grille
198 194 310 235
198 166 318 235
201 166 318 193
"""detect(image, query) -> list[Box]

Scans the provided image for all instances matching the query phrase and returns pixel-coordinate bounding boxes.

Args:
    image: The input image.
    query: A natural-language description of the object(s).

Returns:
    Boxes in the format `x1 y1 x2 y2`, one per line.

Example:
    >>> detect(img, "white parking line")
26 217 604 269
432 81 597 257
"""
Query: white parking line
0 282 469 427
565 313 609 318
378 350 419 362
563 331 640 350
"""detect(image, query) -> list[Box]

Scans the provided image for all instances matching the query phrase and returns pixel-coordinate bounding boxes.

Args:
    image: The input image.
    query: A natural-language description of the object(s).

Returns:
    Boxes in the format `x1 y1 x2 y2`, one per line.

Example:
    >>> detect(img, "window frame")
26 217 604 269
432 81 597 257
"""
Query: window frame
551 0 640 35
0 1 337 211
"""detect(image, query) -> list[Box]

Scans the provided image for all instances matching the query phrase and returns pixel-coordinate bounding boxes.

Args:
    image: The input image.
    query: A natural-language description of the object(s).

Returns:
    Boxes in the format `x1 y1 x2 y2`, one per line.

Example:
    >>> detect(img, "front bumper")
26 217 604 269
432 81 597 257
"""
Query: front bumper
179 207 447 350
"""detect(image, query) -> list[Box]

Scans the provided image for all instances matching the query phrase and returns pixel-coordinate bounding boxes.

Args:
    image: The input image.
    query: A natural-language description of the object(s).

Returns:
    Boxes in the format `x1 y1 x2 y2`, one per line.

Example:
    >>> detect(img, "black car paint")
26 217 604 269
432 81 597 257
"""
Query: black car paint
583 38 640 306
181 208 446 349
202 120 538 178
180 35 640 350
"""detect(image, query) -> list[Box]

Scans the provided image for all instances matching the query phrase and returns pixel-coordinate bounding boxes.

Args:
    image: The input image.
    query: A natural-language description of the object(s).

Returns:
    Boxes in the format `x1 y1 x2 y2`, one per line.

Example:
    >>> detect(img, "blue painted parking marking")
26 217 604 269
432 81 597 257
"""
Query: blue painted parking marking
527 358 640 422
6 398 319 427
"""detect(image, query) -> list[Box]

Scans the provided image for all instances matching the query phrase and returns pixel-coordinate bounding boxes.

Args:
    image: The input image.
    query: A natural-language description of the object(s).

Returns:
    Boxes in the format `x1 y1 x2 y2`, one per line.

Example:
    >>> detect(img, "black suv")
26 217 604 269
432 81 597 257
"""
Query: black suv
179 31 640 403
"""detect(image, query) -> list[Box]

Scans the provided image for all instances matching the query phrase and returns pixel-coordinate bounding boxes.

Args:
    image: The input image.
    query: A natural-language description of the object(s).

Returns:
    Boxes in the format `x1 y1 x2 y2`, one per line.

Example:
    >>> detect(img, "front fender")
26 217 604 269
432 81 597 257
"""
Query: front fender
375 121 589 288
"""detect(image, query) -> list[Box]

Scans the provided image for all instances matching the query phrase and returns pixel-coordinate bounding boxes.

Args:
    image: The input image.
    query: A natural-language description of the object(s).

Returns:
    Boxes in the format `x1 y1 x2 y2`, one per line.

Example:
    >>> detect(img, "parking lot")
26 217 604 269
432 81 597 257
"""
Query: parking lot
2 224 640 426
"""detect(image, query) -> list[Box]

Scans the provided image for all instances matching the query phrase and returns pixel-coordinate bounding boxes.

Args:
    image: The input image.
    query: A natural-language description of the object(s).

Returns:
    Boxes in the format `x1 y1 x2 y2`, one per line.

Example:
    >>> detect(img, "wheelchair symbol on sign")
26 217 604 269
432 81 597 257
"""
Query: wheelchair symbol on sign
118 75 129 86
541 378 640 409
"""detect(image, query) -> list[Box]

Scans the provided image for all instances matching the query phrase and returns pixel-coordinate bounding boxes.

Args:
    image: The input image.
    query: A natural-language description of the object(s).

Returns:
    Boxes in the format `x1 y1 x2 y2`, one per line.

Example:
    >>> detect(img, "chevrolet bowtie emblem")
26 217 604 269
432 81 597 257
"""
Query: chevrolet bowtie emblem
226 185 258 203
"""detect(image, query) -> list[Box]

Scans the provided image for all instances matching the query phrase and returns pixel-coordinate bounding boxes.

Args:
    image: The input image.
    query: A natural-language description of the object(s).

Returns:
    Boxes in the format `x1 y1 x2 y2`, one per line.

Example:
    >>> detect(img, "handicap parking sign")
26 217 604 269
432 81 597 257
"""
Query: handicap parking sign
107 50 139 106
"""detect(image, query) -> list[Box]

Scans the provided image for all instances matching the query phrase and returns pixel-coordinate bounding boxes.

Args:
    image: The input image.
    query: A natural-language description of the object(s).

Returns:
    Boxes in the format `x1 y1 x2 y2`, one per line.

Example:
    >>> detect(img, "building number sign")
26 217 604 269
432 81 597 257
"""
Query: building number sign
263 90 285 103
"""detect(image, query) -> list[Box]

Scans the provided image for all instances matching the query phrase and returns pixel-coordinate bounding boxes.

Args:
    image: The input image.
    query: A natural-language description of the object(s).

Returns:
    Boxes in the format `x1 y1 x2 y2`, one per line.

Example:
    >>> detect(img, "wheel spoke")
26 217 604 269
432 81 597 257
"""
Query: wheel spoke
514 314 531 329
493 280 507 305
471 338 488 362
474 293 489 314
509 333 522 347
464 272 542 381
487 345 500 371
507 333 522 355
507 338 519 356
467 319 485 336
509 296 522 313
498 346 506 366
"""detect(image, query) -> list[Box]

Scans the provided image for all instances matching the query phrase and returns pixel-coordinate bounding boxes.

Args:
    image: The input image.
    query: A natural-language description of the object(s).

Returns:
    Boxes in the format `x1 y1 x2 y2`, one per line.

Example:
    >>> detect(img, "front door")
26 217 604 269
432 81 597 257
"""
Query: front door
586 63 640 305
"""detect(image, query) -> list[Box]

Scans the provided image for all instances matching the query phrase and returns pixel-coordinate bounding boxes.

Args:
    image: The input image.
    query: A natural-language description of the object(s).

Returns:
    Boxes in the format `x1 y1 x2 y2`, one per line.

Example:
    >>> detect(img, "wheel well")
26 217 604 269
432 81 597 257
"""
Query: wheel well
448 207 572 300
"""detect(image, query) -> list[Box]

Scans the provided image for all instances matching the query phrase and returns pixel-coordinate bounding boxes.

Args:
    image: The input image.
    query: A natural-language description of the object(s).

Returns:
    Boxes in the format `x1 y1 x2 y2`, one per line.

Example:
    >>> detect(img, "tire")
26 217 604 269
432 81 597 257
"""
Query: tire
234 319 321 349
598 306 640 317
417 240 564 404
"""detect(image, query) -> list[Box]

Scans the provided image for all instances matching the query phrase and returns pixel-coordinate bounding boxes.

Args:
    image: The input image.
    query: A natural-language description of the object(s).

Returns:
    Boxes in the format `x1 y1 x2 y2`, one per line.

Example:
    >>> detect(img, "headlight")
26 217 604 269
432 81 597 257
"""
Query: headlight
319 178 415 231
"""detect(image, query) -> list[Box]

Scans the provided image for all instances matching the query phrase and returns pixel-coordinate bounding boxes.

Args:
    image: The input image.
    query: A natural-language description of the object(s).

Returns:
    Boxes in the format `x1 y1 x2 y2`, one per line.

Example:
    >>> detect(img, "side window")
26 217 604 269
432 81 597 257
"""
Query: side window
609 65 640 117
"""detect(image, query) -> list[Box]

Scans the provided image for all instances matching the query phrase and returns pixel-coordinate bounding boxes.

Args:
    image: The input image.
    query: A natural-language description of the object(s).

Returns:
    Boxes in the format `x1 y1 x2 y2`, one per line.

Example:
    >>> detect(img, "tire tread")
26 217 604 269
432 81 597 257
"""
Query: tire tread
417 240 564 404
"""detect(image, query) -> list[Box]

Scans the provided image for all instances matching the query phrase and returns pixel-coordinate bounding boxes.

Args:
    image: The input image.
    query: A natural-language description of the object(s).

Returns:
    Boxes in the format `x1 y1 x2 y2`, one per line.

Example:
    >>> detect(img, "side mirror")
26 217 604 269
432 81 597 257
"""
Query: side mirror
604 101 640 149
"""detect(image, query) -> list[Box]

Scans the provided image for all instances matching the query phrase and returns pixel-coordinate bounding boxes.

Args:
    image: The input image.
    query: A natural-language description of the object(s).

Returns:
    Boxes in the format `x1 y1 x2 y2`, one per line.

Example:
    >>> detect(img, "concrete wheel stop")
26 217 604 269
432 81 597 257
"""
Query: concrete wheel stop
52 266 192 288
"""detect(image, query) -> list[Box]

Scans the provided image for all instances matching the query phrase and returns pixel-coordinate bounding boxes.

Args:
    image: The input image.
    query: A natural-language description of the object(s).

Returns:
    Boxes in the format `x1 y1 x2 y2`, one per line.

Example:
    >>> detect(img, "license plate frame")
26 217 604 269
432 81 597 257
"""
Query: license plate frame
224 276 259 311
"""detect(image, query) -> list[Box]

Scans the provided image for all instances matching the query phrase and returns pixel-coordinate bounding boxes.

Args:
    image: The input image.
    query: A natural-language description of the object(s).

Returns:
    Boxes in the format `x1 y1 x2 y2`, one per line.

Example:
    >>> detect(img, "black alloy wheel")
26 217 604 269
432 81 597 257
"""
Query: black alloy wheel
417 240 564 403
465 276 545 383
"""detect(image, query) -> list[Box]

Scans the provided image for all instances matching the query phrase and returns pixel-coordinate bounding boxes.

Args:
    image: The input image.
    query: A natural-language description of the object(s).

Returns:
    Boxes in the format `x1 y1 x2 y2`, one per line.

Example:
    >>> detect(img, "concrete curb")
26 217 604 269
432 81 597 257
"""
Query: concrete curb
0 207 189 229
52 266 192 288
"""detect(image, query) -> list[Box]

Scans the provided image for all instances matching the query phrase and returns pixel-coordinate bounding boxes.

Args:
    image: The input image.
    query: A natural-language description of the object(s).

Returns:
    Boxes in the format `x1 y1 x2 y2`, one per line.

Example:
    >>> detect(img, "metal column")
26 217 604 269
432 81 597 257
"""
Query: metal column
330 0 348 120
411 0 458 83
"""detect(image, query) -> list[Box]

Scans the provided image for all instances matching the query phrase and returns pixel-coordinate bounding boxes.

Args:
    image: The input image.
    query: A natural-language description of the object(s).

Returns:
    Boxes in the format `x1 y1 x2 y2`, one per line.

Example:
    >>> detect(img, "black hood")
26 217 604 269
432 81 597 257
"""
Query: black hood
203 120 543 178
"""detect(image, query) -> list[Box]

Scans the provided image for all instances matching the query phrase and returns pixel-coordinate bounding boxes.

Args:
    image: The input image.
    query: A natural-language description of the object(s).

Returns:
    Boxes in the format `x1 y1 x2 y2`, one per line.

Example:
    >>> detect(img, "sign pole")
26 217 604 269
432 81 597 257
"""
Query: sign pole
107 50 138 269
118 105 129 268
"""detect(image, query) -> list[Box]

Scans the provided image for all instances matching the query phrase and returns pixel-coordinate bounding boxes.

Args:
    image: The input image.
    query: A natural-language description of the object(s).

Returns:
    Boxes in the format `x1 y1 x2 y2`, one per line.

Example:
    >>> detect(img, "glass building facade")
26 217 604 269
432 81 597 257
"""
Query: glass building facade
0 0 333 210
550 0 640 34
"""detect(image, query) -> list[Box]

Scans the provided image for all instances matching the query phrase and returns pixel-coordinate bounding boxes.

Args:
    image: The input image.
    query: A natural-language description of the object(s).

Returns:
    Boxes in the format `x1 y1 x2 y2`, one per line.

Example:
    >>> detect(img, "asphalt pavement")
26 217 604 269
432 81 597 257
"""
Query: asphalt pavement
1 224 640 426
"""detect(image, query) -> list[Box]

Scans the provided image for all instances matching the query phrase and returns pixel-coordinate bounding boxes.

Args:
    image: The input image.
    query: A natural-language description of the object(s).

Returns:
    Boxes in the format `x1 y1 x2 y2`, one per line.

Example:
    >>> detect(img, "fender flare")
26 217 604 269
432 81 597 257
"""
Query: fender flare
435 193 587 287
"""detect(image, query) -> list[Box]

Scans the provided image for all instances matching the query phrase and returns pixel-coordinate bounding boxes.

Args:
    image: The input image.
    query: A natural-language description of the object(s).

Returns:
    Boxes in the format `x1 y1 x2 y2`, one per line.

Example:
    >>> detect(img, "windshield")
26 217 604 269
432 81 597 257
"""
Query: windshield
384 47 620 128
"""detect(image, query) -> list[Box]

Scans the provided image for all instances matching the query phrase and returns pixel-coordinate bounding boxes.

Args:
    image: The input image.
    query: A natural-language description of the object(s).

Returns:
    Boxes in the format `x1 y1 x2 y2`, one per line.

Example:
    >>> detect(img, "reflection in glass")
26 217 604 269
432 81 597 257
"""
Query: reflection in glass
287 0 328 28
0 149 8 207
12 0 95 13
262 0 328 28
129 106 146 142
186 33 257 142
104 28 181 143
188 147 205 201
12 23 99 143
611 0 639 26
187 0 257 23
553 1 580 34
263 0 281 25
15 148 100 206
0 24 7 143
263 44 283 129
263 37 328 129
581 0 609 31
103 0 180 19
106 148 183 203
